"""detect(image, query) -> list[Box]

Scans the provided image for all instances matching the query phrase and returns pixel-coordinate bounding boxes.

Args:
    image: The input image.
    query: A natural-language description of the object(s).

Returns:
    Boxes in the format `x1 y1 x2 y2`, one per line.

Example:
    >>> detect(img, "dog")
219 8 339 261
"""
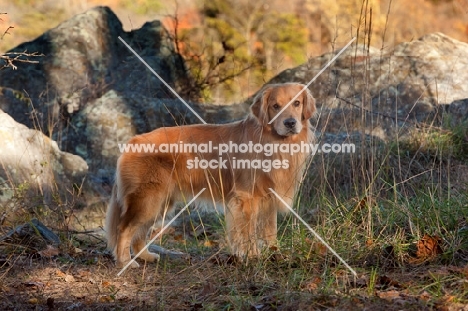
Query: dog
105 83 316 268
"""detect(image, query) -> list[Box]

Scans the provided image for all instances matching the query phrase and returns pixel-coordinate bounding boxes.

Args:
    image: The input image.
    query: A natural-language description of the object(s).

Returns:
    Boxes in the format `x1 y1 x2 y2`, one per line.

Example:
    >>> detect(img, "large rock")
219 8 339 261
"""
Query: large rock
0 6 248 185
261 33 468 139
0 6 194 132
447 98 468 126
0 109 88 206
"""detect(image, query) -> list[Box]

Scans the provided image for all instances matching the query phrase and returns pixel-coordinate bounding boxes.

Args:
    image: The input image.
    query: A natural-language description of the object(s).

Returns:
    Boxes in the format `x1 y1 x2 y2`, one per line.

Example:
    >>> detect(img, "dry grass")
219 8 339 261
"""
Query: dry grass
1 186 467 310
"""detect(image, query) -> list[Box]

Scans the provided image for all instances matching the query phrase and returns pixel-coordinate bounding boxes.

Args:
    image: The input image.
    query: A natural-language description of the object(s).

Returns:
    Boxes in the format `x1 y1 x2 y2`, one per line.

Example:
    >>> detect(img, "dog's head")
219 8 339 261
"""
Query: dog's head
251 83 316 136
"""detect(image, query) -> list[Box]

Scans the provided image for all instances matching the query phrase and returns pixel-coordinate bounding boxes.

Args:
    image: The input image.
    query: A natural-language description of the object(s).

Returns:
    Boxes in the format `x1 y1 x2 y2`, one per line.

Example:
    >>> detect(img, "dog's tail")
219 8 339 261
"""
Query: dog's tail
105 183 122 256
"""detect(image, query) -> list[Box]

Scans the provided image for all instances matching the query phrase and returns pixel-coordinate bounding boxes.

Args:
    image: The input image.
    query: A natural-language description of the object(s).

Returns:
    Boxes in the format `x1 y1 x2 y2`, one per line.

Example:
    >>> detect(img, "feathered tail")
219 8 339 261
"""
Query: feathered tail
105 184 121 257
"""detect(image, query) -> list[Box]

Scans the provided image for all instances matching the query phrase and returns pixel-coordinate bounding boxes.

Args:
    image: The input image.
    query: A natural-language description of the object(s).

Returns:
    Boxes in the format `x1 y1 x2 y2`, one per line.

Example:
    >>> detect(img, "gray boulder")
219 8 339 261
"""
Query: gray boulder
0 109 88 206
261 33 468 139
0 6 197 138
447 98 468 126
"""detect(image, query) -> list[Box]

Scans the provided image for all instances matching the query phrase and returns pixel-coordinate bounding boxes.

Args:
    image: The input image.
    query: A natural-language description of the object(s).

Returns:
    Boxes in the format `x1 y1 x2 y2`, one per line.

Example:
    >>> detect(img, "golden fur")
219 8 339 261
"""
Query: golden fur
105 83 316 268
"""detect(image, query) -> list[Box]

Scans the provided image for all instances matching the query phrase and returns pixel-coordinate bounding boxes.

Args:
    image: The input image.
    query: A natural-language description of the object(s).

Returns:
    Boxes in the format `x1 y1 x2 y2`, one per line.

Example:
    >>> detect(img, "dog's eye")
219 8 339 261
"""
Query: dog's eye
293 100 301 107
273 104 280 110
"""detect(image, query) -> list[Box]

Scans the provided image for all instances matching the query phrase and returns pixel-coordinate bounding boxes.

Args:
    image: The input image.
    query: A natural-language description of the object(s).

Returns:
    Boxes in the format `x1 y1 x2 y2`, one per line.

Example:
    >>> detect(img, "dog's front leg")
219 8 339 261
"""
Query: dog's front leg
225 194 260 258
256 200 278 250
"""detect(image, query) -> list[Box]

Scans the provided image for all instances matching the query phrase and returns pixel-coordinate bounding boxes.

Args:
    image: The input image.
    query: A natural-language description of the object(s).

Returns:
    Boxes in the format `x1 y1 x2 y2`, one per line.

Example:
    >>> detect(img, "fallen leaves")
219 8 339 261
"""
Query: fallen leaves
416 234 443 259
409 234 443 264
38 245 59 258
173 233 186 243
22 281 45 289
378 275 404 289
99 295 114 302
27 297 39 304
302 277 322 292
64 274 76 283
377 289 400 301
353 196 370 211
305 238 327 257
203 239 217 248
56 270 75 283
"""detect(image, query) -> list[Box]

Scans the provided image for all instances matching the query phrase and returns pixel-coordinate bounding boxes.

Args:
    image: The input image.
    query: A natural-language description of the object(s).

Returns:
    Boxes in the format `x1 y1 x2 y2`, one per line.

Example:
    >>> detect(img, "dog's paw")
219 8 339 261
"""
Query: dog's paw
116 260 140 269
139 252 160 262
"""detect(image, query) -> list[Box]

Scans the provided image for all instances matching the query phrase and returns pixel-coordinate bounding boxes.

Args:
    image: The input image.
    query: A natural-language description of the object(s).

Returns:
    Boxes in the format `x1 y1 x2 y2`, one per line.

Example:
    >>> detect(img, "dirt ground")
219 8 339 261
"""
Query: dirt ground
1 218 467 311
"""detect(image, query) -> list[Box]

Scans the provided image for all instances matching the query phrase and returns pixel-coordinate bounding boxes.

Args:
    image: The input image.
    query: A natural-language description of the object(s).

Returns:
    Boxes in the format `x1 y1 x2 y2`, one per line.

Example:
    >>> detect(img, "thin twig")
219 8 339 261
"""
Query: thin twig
0 51 43 70
1 25 13 40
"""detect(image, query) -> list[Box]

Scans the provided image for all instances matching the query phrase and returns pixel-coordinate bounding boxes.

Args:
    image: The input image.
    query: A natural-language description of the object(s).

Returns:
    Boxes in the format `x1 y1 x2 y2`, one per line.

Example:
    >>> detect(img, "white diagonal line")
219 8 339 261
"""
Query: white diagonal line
268 37 356 124
118 36 207 124
117 188 206 276
269 188 358 277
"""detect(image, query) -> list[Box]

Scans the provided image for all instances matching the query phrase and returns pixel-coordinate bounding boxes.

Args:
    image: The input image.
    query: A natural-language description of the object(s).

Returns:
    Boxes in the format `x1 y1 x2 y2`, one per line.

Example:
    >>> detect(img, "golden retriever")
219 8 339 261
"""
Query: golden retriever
105 83 316 268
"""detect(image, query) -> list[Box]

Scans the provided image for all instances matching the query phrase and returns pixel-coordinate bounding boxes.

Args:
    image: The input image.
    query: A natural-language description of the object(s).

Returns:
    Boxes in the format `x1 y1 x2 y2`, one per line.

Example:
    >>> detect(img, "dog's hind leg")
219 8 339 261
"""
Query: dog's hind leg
130 196 175 263
115 188 166 268
131 225 160 263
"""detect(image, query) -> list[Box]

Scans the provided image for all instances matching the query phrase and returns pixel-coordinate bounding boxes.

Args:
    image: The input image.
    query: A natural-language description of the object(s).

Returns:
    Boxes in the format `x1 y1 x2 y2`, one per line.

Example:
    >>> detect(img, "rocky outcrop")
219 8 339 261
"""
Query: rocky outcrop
0 6 248 186
0 6 194 129
261 33 468 139
447 98 468 126
0 109 88 205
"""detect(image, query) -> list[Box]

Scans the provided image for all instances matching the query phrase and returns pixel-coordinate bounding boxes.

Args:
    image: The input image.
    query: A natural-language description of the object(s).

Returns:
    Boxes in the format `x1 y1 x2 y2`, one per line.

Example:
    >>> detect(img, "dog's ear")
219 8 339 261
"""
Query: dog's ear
302 87 316 120
251 86 273 125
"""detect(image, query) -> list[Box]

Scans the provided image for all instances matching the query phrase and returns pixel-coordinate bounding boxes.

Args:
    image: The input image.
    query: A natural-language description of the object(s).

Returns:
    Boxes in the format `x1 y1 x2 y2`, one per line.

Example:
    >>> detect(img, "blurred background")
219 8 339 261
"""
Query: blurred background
1 0 467 103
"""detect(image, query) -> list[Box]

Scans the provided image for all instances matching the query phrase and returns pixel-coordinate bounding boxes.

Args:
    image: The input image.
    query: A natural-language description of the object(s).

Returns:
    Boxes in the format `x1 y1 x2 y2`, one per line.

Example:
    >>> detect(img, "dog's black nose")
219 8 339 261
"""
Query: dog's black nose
283 118 297 129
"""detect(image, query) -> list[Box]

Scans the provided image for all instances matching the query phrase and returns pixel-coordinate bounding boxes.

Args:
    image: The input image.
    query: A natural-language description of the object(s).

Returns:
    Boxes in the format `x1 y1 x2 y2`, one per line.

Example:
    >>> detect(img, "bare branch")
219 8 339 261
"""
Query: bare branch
1 13 44 70
0 51 43 70
1 25 13 41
